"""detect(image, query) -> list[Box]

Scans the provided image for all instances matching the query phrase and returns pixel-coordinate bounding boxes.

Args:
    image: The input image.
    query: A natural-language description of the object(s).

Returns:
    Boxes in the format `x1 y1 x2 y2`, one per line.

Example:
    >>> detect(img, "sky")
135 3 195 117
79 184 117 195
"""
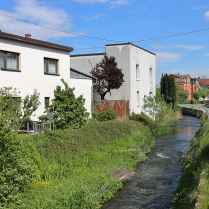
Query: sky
0 0 209 85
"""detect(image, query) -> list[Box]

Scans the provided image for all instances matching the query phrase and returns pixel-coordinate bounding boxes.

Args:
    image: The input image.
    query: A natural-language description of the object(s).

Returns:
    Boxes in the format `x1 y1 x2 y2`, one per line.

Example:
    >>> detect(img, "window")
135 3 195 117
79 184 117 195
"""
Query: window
137 91 140 107
45 97 50 107
149 68 152 82
149 92 153 97
1 51 19 71
44 58 58 75
136 64 139 80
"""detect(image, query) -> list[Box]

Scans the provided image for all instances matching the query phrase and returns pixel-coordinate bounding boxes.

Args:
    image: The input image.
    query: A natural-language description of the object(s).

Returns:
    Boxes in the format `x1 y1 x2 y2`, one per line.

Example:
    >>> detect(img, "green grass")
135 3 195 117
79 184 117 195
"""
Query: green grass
3 120 155 208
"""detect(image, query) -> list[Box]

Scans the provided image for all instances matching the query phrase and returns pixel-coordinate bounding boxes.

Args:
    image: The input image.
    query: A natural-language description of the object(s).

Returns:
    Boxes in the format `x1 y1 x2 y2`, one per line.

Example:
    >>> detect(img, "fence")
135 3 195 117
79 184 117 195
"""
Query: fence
94 100 129 117
18 121 51 133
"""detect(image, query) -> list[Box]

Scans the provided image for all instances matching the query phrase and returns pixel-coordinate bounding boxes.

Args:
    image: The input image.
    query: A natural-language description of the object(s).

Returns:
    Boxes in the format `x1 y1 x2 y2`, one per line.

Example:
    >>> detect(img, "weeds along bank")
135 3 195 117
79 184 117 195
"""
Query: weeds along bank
172 110 209 209
1 119 156 208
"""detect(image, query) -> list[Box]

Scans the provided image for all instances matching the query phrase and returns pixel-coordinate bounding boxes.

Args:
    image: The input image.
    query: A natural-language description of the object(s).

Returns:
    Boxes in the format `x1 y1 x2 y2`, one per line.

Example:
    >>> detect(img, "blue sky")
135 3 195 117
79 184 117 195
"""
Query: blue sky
0 0 209 85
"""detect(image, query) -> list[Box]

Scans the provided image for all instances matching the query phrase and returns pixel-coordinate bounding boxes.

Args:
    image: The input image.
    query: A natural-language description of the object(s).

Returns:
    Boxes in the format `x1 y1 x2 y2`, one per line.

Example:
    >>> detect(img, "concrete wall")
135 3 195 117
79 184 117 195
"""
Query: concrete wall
69 78 93 116
70 43 156 114
129 44 156 114
0 38 70 120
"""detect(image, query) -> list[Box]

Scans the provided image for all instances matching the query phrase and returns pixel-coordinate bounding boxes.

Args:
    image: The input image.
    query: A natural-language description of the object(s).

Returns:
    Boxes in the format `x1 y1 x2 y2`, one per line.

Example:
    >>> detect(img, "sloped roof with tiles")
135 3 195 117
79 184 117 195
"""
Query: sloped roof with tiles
198 79 209 87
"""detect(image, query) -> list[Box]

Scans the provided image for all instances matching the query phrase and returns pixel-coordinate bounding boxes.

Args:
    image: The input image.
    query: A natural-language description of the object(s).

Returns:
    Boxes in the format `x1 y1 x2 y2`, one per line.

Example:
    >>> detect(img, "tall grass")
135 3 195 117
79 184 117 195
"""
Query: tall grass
4 120 155 208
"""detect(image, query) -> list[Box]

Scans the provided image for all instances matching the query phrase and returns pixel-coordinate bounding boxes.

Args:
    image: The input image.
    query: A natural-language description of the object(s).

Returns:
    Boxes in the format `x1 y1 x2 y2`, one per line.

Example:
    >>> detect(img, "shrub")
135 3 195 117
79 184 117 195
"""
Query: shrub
47 79 89 129
38 115 50 122
0 117 40 207
200 100 205 104
93 108 117 122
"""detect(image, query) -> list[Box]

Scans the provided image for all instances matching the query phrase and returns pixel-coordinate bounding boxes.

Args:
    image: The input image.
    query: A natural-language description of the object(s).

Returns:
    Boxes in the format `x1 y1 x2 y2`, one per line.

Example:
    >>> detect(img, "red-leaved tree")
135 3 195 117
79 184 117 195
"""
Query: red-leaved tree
90 55 124 100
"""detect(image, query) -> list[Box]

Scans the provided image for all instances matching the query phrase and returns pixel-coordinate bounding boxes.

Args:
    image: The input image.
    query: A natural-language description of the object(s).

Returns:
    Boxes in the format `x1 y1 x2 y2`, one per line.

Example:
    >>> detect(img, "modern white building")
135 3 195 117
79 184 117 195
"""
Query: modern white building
0 31 93 120
71 43 156 114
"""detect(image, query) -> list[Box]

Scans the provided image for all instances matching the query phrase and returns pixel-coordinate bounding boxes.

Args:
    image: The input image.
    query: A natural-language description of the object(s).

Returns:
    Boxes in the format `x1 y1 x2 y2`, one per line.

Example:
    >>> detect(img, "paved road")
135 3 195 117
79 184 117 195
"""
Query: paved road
178 104 209 113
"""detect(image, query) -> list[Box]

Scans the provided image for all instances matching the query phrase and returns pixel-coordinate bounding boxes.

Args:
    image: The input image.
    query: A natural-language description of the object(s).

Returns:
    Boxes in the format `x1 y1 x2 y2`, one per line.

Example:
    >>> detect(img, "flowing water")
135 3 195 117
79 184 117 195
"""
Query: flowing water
102 116 201 209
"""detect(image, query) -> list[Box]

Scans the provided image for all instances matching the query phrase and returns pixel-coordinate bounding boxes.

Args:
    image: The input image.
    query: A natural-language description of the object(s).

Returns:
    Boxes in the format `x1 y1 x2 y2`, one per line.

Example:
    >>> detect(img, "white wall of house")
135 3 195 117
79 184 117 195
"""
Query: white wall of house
69 78 93 116
70 43 156 114
0 37 70 120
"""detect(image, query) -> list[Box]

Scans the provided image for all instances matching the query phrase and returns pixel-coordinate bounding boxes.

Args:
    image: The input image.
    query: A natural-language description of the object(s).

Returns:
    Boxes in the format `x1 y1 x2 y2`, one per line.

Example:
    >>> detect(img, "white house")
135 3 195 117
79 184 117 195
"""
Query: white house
0 31 93 120
71 43 156 114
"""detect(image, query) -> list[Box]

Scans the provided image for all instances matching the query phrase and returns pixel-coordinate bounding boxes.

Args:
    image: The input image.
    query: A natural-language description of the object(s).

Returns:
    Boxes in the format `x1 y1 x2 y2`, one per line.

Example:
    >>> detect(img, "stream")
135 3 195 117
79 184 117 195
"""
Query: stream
102 116 201 209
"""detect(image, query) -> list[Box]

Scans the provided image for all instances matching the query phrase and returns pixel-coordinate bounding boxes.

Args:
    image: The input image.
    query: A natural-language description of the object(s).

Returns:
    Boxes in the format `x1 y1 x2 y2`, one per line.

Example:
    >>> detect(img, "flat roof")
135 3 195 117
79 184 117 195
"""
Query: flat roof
71 53 105 57
106 42 156 55
70 42 155 57
0 31 73 52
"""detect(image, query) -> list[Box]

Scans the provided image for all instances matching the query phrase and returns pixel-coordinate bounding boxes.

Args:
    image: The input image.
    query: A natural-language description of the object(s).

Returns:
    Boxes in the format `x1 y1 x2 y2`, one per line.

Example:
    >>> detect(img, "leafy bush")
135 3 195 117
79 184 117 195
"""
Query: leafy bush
0 117 40 207
38 115 50 122
47 79 89 129
200 100 205 104
93 107 117 122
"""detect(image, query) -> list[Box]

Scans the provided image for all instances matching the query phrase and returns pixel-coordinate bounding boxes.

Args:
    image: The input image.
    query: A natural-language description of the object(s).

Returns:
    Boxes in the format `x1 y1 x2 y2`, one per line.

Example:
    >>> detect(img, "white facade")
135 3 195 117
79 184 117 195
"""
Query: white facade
0 32 93 120
71 43 156 114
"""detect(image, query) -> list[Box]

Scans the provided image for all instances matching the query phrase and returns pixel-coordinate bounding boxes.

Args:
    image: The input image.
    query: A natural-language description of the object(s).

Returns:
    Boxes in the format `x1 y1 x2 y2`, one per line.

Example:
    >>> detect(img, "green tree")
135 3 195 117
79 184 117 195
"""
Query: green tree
160 74 176 108
193 91 200 100
47 79 89 129
0 87 40 131
175 85 189 104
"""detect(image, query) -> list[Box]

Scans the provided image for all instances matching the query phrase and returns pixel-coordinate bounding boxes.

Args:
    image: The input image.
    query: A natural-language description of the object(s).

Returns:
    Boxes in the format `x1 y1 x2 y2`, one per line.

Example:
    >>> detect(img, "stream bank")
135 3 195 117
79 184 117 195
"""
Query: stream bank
102 116 200 209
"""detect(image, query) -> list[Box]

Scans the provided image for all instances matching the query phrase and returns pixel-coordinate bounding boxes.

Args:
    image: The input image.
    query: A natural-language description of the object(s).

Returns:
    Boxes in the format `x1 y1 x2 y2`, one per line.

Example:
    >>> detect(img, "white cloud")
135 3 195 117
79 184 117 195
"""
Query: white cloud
139 4 147 10
193 5 208 10
155 52 181 65
205 53 209 56
109 0 132 9
173 45 205 51
81 13 105 20
205 11 209 21
0 0 80 41
151 44 167 50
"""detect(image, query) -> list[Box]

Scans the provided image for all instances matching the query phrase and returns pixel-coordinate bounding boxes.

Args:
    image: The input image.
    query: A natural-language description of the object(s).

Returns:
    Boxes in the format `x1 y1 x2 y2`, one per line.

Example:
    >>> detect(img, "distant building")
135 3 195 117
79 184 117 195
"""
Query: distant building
197 79 209 90
170 73 200 100
71 42 156 114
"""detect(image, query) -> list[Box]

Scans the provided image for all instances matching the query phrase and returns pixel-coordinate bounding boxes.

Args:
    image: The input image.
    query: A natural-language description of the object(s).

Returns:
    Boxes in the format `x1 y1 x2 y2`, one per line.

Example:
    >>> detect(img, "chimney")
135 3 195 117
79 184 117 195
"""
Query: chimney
25 34 31 38
178 73 179 75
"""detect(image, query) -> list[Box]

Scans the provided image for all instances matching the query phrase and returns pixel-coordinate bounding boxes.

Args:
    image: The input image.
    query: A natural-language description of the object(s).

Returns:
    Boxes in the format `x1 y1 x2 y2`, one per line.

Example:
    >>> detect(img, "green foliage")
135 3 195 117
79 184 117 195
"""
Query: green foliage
160 73 176 107
93 108 117 122
193 91 200 100
0 117 40 207
47 79 89 129
38 115 50 122
0 87 40 131
140 95 178 135
200 100 205 104
175 85 189 104
4 120 155 208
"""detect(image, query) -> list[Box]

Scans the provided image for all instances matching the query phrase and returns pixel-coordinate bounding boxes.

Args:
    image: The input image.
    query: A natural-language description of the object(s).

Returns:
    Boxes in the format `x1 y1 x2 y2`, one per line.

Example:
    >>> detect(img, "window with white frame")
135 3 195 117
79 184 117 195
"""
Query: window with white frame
136 64 139 80
149 92 153 97
44 58 58 75
137 91 140 106
1 50 19 71
149 68 152 82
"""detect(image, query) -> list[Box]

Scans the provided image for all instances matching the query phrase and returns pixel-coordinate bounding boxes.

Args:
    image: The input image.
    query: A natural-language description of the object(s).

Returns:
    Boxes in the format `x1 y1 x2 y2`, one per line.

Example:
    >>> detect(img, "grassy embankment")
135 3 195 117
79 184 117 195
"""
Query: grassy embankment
1 109 178 208
172 108 209 209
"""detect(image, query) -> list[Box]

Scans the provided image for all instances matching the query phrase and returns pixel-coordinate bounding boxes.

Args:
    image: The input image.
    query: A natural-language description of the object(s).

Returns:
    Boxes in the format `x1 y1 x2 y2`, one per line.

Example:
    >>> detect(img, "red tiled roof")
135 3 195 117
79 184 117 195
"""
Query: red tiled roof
170 74 190 78
197 79 209 87
0 31 73 52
